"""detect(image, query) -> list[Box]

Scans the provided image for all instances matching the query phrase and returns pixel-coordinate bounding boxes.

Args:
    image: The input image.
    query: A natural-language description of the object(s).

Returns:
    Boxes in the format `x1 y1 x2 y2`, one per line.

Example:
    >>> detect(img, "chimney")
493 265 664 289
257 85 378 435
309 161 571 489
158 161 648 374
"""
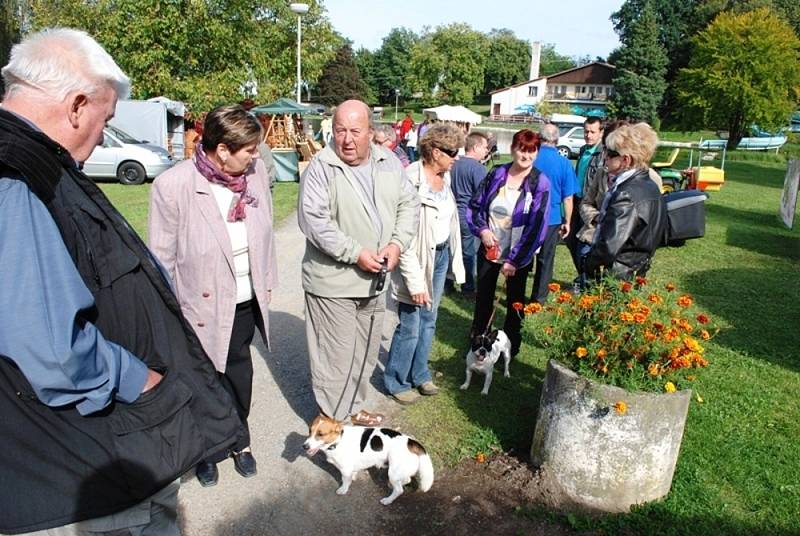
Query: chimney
530 41 541 81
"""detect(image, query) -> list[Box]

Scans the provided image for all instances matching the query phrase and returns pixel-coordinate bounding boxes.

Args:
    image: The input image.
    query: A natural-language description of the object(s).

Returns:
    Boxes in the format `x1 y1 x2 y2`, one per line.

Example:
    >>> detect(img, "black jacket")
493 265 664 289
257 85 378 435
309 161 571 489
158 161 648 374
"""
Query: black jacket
0 109 245 533
584 169 666 280
577 143 604 195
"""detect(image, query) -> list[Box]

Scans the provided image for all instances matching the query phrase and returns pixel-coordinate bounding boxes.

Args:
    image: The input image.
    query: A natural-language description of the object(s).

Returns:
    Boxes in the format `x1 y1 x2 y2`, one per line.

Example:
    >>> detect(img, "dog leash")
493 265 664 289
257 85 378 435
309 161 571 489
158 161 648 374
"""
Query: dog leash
482 278 509 336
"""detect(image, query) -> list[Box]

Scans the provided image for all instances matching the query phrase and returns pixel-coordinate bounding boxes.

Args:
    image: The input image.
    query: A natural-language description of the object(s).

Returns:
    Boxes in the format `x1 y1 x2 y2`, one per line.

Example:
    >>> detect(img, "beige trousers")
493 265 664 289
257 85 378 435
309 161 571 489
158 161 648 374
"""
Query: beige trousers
304 292 386 420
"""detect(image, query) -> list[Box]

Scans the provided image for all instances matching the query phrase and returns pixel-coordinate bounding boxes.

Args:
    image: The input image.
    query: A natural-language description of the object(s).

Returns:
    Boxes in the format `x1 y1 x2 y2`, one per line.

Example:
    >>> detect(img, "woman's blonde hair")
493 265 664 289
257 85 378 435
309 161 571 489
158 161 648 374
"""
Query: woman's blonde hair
417 123 465 163
605 123 658 170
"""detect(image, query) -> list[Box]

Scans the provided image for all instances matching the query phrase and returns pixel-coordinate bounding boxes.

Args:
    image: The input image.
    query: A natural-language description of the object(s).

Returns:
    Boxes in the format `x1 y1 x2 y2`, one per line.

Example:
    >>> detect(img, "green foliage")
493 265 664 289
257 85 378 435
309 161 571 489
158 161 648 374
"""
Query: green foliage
610 0 668 123
370 27 419 104
408 23 489 105
353 47 377 104
482 28 530 95
677 8 800 149
316 42 368 107
28 0 341 114
539 43 576 76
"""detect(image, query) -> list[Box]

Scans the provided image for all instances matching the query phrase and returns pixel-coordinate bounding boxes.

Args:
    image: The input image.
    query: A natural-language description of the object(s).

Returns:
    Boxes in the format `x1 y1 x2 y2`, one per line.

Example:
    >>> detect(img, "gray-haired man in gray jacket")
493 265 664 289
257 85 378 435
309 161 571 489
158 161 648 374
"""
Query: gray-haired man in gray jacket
298 100 419 425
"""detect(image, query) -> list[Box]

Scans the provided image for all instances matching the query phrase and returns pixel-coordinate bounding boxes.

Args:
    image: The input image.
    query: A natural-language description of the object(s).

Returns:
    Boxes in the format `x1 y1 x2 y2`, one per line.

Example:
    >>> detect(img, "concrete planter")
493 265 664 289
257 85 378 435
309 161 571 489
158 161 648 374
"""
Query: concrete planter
531 360 691 513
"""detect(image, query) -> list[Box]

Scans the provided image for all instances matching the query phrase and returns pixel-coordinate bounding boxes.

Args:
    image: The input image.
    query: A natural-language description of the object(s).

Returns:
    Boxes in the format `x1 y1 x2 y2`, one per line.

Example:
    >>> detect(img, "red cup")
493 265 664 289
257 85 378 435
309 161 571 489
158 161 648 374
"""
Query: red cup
485 243 500 261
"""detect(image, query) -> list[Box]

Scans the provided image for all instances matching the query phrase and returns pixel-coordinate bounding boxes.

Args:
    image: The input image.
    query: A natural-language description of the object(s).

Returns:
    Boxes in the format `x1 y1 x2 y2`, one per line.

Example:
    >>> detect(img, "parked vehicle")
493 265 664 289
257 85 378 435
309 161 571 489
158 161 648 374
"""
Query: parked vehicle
556 125 585 158
109 98 186 160
83 125 175 185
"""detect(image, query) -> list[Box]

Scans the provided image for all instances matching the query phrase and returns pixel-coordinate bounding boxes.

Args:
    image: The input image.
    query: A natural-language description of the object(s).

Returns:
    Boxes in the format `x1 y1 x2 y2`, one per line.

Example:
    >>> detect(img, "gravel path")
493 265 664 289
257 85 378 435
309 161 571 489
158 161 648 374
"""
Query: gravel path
177 213 403 535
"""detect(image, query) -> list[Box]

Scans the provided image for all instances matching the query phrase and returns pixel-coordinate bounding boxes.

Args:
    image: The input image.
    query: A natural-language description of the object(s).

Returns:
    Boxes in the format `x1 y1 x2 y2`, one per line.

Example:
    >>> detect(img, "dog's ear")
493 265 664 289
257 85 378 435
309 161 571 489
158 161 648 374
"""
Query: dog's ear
489 329 499 341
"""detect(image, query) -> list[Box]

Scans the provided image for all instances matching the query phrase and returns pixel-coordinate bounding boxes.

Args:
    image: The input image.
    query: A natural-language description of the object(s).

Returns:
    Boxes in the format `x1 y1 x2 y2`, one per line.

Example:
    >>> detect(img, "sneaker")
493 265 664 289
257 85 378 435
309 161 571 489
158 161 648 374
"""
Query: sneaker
390 390 421 405
418 381 439 396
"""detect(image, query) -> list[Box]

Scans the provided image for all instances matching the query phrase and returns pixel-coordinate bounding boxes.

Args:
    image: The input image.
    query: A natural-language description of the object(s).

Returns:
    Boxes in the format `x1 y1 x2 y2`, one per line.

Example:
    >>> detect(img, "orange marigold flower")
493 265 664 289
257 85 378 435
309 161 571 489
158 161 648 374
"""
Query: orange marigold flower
548 282 561 293
697 314 710 325
677 295 693 307
665 283 676 292
619 311 635 322
644 330 657 342
543 326 554 335
683 337 702 352
620 281 633 292
633 312 647 324
700 329 711 341
579 296 595 309
512 302 523 312
648 363 661 377
613 401 628 414
653 321 665 331
648 293 663 304
598 364 609 374
524 302 543 315
596 348 608 360
475 452 487 463
575 346 588 358
639 305 651 316
664 382 677 393
556 292 573 303
635 276 647 286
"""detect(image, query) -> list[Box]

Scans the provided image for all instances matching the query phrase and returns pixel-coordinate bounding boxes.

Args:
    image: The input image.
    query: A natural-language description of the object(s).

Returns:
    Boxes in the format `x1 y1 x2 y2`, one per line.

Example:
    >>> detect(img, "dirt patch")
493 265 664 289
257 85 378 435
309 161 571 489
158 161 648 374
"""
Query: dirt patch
373 450 593 536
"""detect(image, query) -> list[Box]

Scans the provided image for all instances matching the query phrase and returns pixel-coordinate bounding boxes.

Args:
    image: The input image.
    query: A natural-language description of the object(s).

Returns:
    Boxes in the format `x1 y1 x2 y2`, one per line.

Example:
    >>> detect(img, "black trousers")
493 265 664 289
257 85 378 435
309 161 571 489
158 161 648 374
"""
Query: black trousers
207 299 261 461
564 197 584 274
471 248 533 356
530 224 561 304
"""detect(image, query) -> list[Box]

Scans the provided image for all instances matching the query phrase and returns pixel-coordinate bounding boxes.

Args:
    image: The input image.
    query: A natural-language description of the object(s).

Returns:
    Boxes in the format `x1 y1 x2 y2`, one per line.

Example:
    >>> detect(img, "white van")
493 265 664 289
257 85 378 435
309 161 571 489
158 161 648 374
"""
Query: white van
83 125 175 185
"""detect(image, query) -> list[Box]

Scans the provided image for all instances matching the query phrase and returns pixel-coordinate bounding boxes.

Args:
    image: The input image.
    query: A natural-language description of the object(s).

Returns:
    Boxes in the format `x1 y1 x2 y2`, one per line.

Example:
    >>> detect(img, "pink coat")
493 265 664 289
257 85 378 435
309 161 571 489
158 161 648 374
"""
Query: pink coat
148 158 278 372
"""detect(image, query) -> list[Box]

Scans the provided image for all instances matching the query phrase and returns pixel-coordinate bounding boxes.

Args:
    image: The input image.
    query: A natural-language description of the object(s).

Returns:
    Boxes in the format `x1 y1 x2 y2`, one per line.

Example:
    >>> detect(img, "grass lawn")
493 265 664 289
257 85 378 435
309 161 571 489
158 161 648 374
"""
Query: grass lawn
100 159 799 535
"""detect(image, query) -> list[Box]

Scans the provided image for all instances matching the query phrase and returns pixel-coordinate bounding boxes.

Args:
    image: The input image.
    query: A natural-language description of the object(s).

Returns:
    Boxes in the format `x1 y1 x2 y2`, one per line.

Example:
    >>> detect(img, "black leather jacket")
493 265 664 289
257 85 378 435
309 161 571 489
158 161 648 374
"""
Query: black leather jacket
584 169 666 280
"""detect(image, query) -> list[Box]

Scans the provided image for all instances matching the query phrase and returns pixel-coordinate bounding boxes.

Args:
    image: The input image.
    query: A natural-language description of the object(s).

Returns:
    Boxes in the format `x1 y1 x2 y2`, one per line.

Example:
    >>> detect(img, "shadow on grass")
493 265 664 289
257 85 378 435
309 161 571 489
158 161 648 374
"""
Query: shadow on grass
722 161 788 189
683 267 800 372
705 204 800 262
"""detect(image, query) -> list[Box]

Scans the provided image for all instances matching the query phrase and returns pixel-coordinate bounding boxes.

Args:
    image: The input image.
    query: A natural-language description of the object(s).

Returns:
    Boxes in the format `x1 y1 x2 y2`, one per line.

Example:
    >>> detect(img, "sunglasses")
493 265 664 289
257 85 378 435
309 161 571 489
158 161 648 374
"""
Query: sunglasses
605 149 621 159
436 146 459 158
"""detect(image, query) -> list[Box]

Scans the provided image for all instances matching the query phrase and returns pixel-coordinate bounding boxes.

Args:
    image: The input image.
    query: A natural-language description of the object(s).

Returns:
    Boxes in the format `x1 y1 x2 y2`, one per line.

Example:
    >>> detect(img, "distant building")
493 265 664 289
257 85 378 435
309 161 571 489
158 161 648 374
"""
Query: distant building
490 42 616 119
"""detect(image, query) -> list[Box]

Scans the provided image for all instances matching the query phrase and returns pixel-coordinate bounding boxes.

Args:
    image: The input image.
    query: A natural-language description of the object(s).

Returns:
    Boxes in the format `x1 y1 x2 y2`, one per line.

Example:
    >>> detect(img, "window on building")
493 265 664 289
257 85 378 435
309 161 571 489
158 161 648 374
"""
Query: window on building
561 85 567 94
528 86 538 97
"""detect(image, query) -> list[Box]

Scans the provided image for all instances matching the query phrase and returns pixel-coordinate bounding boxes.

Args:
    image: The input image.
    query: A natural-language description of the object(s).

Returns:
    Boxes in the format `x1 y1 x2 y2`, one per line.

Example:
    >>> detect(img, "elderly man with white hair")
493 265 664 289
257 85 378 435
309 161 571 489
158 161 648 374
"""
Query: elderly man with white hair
0 28 243 535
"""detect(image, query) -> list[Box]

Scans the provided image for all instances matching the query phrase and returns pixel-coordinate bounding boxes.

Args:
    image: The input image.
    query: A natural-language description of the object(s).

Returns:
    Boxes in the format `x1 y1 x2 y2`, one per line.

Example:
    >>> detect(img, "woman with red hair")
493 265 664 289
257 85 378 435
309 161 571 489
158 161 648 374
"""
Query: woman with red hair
466 129 551 356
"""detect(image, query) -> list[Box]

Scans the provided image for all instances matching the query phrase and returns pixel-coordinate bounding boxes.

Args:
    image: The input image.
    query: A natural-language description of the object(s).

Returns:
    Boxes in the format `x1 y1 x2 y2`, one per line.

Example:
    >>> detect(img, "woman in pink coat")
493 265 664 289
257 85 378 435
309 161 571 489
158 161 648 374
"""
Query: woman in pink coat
149 105 277 487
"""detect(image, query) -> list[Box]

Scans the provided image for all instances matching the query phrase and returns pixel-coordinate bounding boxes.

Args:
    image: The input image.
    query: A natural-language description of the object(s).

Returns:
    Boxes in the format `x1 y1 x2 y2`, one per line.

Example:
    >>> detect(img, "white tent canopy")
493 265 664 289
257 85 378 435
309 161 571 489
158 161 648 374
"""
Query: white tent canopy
422 105 482 125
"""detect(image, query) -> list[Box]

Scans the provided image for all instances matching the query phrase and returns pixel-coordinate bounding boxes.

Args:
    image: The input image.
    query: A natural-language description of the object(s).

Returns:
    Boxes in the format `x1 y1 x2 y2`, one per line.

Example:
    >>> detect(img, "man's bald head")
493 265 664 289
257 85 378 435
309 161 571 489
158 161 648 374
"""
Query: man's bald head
332 100 373 166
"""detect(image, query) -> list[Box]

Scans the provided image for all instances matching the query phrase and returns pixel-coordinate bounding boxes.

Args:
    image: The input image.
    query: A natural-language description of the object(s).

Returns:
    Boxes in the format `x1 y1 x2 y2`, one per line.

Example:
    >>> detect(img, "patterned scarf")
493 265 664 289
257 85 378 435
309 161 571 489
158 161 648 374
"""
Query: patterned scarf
193 145 258 222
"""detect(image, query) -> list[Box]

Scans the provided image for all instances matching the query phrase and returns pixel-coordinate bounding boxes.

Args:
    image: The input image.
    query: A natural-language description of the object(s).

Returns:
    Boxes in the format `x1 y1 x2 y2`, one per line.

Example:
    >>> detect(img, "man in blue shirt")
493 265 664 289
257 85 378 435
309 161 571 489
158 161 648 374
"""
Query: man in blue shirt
0 28 242 534
449 131 490 295
530 123 580 303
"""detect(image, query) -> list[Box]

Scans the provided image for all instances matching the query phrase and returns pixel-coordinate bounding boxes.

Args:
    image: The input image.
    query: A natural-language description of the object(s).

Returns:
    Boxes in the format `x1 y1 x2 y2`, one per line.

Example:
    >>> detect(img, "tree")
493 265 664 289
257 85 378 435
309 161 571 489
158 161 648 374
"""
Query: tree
539 43 576 76
317 43 368 106
408 23 489 105
482 29 529 95
371 27 419 104
27 0 341 113
353 47 378 103
609 0 668 123
677 8 800 149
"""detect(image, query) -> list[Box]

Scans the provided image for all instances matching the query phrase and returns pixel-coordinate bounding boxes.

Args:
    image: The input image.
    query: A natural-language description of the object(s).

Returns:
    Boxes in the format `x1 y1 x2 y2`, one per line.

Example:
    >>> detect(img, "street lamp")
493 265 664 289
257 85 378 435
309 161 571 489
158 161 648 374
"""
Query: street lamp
394 89 400 122
290 3 309 104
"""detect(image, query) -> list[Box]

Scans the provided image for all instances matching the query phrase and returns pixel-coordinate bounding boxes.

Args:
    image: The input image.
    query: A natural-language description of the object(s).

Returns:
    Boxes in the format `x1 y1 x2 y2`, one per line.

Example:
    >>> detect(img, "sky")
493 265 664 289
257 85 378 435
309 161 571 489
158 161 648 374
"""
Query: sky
324 0 626 59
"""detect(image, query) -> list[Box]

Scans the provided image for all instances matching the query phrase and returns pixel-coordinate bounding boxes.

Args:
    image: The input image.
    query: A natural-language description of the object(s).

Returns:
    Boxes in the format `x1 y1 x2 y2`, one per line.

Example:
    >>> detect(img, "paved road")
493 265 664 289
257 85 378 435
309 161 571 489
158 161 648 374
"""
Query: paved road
177 214 403 535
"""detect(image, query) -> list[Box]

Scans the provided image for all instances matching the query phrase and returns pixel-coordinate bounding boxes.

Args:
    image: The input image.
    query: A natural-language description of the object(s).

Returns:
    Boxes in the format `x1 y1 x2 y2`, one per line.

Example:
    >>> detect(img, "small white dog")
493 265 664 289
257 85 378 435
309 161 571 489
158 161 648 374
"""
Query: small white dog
460 329 512 395
303 415 434 505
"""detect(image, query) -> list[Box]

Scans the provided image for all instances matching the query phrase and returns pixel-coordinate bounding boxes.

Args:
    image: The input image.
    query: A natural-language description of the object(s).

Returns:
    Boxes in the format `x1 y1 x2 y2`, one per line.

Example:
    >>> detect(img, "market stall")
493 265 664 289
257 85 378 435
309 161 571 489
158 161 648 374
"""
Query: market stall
251 98 317 181
421 105 483 132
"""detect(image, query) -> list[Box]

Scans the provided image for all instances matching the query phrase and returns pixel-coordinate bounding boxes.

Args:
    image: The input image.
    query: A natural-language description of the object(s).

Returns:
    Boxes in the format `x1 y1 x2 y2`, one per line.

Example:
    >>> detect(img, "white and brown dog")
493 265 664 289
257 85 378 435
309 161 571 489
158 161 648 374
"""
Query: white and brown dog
303 415 434 505
461 329 512 395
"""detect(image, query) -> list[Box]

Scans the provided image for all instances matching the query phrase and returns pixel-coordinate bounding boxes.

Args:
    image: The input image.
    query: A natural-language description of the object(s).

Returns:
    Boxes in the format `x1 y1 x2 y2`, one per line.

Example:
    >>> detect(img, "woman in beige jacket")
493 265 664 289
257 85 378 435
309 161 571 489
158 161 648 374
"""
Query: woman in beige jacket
148 105 277 487
384 124 465 405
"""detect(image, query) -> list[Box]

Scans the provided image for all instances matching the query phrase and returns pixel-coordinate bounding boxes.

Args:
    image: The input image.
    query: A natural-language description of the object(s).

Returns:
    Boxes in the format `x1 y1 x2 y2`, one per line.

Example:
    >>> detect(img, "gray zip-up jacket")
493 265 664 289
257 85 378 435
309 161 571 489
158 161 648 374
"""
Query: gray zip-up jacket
298 144 420 298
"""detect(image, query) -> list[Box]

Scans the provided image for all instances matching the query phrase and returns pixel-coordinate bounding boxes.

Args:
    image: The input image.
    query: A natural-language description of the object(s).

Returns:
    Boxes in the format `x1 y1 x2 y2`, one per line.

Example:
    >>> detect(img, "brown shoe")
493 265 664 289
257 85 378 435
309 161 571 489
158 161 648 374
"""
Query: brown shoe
418 381 439 396
390 390 421 405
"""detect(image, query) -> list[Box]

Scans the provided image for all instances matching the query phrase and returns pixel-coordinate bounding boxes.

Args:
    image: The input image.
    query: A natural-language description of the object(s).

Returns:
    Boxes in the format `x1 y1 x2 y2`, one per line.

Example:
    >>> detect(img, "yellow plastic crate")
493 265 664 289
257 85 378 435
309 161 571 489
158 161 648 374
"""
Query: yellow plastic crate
696 166 725 192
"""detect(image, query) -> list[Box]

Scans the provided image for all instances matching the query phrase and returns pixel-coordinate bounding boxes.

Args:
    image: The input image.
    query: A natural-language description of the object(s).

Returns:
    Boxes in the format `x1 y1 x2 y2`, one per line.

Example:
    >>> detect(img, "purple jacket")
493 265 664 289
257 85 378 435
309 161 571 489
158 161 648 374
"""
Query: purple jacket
466 163 551 268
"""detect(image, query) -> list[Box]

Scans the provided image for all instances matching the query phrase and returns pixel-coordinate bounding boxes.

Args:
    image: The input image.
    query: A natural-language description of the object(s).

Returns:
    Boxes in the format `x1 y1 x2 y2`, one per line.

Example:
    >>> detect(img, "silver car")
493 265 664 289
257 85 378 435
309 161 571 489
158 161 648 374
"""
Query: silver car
83 125 175 185
556 125 586 159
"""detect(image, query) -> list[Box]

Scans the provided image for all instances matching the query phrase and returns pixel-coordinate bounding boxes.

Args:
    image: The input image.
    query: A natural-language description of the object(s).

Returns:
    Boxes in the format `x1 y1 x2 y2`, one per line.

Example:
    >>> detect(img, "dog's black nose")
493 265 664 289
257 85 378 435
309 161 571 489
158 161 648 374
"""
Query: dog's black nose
302 443 309 450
